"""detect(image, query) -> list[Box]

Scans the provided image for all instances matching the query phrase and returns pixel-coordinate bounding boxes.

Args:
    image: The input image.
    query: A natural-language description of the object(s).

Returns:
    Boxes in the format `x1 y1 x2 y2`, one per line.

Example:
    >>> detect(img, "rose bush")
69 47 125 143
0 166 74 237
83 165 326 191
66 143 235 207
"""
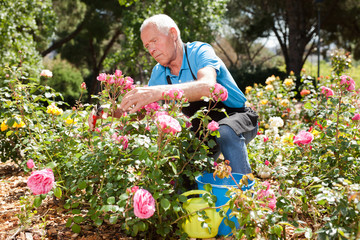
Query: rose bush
234 49 360 239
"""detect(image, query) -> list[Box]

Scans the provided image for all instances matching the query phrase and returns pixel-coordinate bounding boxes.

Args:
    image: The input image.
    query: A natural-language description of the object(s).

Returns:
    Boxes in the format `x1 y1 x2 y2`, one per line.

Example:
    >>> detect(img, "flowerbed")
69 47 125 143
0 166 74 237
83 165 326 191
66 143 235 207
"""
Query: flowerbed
0 49 359 239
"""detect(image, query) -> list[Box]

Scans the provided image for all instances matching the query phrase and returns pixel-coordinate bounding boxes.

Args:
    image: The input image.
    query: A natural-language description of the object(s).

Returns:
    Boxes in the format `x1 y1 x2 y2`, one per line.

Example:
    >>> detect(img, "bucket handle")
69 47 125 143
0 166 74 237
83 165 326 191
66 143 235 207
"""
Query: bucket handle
181 190 209 197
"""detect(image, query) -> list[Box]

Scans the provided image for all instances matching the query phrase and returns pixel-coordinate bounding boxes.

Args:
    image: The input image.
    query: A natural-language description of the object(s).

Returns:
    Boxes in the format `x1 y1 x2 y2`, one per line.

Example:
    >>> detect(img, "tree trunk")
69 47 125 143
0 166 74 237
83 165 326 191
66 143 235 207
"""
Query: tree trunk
285 0 309 75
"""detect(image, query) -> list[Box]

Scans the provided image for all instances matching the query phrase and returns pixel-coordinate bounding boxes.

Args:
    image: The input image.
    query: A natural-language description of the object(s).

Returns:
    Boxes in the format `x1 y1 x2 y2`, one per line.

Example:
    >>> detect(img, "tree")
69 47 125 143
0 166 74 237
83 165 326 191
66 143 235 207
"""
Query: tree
224 0 359 76
42 0 229 99
320 0 360 60
0 0 56 85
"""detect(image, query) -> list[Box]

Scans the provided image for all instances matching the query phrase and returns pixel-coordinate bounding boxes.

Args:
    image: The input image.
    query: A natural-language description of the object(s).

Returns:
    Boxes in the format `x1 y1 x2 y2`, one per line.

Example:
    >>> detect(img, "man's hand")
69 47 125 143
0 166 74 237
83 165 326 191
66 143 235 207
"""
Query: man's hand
120 87 163 113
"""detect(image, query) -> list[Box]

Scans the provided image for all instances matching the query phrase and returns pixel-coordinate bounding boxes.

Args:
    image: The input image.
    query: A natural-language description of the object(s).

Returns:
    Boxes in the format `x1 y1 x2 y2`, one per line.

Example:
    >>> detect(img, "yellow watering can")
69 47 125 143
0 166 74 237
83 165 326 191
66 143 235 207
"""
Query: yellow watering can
180 190 230 238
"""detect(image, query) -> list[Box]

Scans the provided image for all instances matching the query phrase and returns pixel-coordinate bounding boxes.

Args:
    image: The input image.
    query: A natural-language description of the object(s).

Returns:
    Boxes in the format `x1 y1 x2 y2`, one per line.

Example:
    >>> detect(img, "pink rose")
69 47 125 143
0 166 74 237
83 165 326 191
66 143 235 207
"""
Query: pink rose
133 189 155 219
264 160 270 166
352 113 360 121
156 115 181 134
111 133 129 149
163 88 184 100
106 75 115 85
26 159 35 169
155 111 168 117
144 102 161 113
207 120 220 131
80 82 86 90
257 181 276 210
131 186 139 193
124 77 134 90
320 86 334 97
340 75 356 91
27 169 54 195
114 70 122 77
293 130 314 145
97 73 107 82
211 83 228 102
263 136 269 142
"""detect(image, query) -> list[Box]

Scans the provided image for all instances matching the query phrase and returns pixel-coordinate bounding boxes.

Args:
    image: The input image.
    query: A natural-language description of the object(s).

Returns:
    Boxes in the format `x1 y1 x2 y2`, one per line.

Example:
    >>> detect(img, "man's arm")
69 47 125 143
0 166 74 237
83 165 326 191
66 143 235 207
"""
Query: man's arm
119 66 217 113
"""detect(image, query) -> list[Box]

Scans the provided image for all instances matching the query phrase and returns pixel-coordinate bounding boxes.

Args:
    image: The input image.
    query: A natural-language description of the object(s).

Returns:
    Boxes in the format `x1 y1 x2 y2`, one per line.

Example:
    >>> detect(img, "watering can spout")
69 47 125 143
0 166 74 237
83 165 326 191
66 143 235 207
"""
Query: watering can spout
180 190 230 238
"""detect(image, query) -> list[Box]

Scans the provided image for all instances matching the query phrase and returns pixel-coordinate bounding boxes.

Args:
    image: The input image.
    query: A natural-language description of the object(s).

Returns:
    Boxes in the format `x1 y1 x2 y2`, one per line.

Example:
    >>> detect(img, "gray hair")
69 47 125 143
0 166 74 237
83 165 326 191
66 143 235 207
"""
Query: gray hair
140 14 181 40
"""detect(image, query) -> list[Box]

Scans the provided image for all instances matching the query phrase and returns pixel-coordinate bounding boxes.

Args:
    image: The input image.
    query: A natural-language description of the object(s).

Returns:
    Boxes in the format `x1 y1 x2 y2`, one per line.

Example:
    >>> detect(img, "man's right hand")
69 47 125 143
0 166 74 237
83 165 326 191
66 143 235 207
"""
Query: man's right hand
120 87 163 114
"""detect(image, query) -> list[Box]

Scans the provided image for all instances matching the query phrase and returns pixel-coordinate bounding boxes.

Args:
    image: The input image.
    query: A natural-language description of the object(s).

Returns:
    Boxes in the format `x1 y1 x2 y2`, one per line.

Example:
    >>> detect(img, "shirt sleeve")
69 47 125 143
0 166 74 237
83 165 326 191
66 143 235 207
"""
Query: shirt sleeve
193 43 221 74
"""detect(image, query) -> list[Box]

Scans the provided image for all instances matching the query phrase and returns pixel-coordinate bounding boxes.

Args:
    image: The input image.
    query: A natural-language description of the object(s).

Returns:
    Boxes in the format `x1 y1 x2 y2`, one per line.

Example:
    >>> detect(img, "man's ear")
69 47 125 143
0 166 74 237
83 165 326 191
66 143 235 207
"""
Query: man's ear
169 27 178 40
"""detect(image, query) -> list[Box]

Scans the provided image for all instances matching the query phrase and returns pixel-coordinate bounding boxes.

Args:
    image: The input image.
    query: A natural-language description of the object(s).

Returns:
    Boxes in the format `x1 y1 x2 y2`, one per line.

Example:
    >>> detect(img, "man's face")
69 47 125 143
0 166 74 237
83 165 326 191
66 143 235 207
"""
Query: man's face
141 24 177 67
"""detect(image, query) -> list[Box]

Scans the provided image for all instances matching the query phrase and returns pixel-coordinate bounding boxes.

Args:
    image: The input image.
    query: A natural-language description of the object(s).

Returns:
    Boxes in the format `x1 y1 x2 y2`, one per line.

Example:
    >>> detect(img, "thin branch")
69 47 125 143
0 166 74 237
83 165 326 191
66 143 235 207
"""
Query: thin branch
214 38 234 67
41 17 87 57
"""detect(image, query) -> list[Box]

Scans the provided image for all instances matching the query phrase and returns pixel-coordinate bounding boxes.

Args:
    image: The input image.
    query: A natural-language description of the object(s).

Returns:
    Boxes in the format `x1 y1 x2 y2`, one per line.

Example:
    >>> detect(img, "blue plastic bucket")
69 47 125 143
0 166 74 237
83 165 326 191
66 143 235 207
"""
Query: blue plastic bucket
195 173 255 236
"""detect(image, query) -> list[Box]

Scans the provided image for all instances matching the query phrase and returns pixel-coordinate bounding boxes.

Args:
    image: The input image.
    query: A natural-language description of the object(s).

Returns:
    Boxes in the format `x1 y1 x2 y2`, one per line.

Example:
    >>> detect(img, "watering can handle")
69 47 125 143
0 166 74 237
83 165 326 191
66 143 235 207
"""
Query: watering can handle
181 190 209 197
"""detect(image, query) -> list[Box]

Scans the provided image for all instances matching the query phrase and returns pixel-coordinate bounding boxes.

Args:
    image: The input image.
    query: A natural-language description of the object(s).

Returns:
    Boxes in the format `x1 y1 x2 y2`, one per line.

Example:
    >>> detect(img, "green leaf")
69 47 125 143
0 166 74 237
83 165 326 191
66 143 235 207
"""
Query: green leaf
160 198 171 211
169 162 177 174
65 218 72 228
33 196 42 208
73 216 84 224
109 215 118 224
72 209 81 214
204 183 212 193
46 162 57 169
6 130 13 137
54 187 62 199
304 102 313 110
78 181 87 190
94 218 103 226
119 193 129 201
178 195 187 203
107 196 115 205
71 223 81 233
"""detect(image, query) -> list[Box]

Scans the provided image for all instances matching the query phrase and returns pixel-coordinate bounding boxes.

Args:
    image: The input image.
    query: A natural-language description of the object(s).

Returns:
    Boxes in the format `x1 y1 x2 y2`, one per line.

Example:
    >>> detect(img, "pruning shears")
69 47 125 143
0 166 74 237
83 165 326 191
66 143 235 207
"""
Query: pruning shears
88 103 104 131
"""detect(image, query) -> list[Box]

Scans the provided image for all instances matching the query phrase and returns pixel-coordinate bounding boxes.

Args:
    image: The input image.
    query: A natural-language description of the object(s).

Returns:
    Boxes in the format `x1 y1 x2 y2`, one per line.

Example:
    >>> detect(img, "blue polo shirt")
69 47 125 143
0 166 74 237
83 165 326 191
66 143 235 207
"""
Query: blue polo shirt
148 41 246 108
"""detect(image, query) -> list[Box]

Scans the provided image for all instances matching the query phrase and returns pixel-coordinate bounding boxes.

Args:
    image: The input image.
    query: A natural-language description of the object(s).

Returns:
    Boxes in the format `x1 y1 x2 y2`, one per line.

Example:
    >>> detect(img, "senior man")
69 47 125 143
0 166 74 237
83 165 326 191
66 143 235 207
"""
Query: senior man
119 14 258 174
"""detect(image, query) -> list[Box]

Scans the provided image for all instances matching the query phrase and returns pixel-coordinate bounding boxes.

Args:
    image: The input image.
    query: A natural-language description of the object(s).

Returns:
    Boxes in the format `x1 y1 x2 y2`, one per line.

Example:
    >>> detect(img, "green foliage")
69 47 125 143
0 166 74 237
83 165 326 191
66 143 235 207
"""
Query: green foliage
0 0 56 86
43 57 85 106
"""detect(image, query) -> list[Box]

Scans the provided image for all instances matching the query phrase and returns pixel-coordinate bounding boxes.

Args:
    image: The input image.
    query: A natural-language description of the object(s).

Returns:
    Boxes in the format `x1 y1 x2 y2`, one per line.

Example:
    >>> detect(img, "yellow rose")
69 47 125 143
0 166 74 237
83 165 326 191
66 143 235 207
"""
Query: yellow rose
280 99 289 107
53 108 63 116
265 124 269 129
1 121 8 131
284 78 294 87
47 104 63 116
282 133 295 145
260 99 268 105
311 129 321 137
257 91 263 97
47 106 53 114
65 117 76 125
13 121 25 128
265 75 276 85
245 86 252 94
265 85 274 91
